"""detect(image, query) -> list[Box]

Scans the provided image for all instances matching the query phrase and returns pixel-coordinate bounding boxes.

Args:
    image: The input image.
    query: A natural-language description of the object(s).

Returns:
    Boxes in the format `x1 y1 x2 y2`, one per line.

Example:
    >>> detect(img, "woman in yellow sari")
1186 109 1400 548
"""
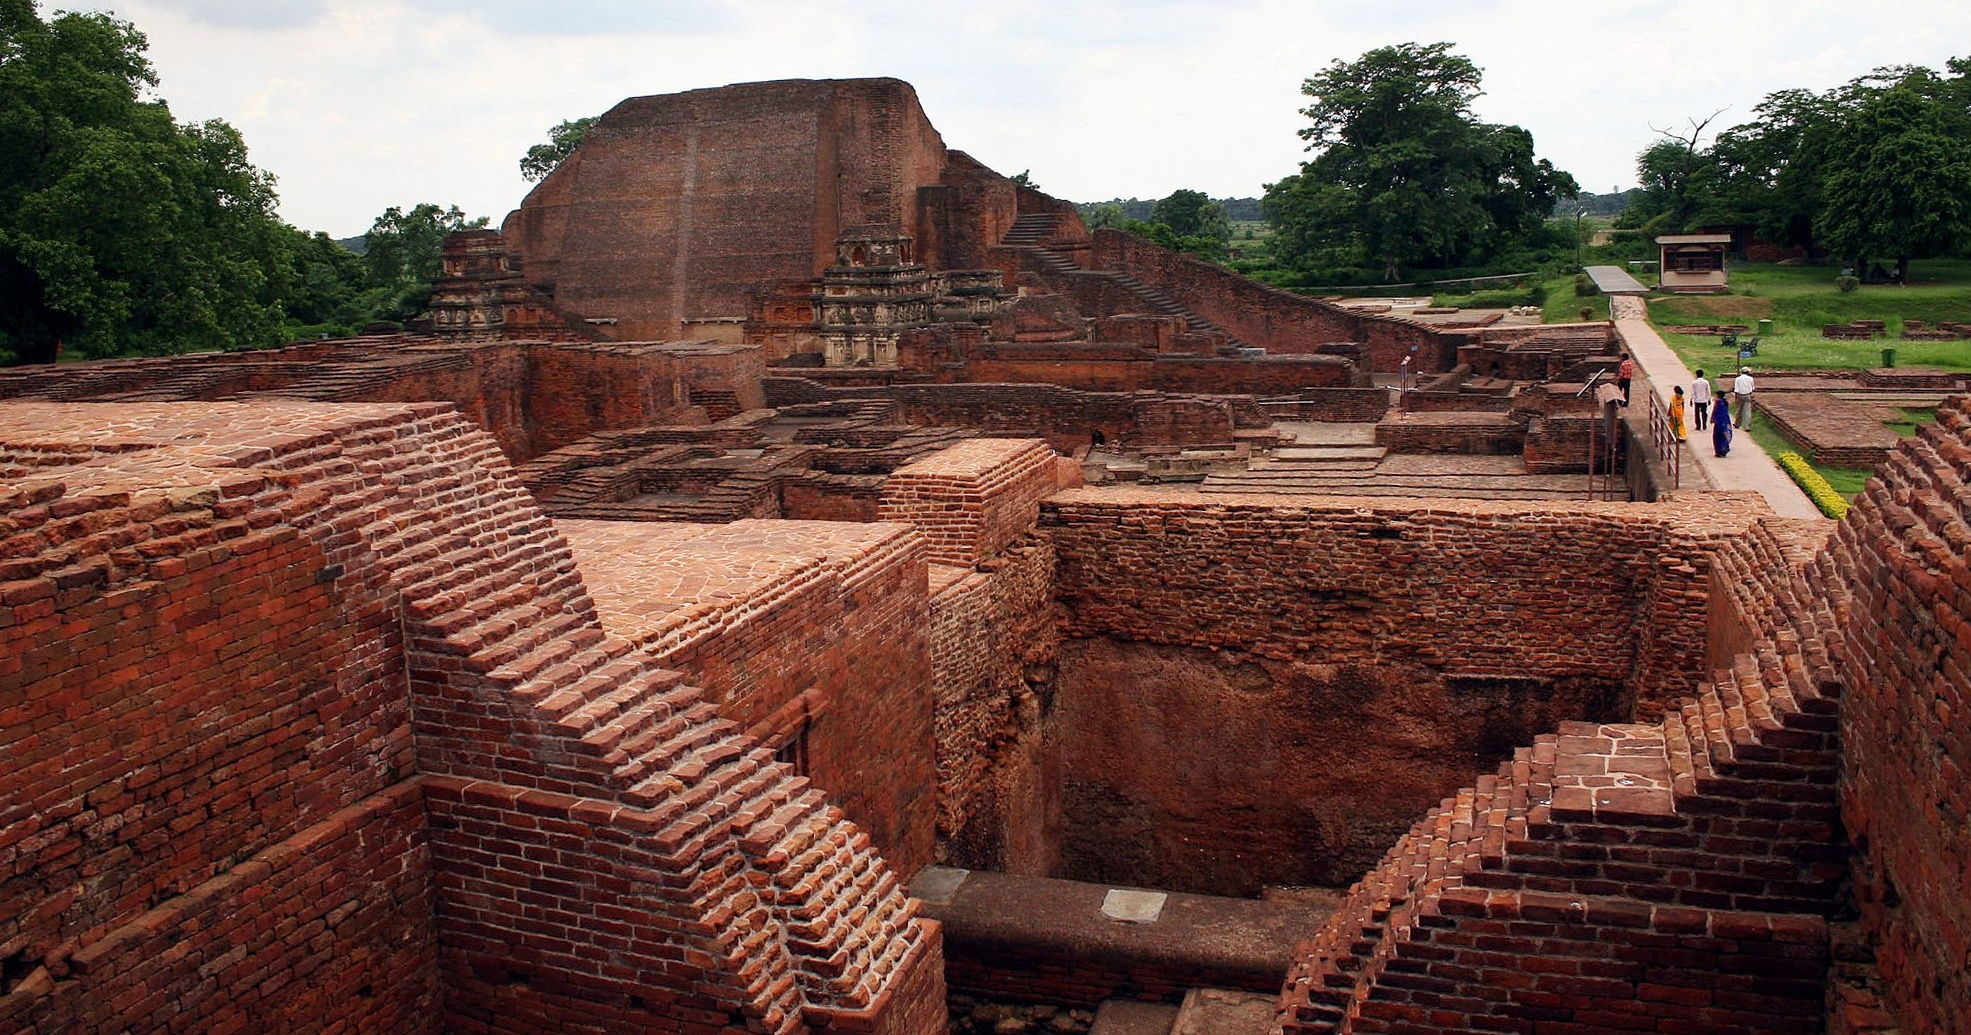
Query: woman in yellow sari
1669 386 1688 442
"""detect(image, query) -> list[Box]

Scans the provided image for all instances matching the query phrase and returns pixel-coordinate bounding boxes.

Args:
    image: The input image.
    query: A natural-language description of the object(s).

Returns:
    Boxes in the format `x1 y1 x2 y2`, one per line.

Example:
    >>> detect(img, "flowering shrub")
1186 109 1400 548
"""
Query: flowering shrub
1777 451 1851 519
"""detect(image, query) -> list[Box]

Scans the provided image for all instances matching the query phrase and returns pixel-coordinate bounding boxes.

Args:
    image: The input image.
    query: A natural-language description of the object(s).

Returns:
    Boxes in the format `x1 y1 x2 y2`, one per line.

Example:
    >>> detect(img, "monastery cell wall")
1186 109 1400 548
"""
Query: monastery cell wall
929 543 1061 874
1038 491 1746 893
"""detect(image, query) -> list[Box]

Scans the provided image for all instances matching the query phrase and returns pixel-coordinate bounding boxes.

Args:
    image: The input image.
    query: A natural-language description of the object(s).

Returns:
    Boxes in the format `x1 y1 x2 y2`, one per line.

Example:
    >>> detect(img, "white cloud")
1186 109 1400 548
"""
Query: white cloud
68 0 1971 234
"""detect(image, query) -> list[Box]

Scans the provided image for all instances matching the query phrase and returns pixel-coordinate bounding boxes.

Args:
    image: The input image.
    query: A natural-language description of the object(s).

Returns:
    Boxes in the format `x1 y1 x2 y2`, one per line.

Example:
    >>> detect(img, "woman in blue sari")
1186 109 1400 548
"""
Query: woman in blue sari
1711 390 1733 457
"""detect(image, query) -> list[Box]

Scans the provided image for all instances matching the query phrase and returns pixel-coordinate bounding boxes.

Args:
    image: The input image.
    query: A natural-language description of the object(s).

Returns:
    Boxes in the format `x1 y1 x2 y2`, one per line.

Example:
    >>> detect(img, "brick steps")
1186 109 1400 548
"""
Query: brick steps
1002 213 1250 347
1279 526 1846 1034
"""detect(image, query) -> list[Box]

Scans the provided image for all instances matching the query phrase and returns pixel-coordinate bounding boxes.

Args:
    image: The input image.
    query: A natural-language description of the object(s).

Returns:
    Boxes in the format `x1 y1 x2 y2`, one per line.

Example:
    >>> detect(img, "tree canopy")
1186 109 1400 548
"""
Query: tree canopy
1619 59 1971 279
0 0 497 363
1262 42 1576 280
362 203 490 322
0 0 288 363
1150 189 1231 243
519 116 597 182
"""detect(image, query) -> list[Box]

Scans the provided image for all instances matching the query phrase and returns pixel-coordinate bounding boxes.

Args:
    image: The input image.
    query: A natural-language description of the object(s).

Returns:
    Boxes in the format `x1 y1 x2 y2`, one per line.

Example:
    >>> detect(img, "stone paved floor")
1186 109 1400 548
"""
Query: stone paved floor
1611 297 1824 520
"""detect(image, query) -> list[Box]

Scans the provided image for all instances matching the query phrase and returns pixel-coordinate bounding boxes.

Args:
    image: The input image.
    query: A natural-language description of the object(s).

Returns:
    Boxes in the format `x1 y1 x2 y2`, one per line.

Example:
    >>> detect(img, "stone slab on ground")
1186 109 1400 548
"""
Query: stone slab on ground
1270 421 1379 446
915 868 1340 999
1171 989 1278 1035
1090 1001 1181 1035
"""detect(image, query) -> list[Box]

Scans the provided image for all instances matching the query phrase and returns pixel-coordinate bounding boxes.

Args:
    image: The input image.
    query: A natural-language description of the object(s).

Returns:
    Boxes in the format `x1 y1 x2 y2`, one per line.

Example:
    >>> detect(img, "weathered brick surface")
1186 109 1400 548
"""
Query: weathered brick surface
1088 231 1464 372
1373 411 1525 455
879 438 1060 567
1758 392 1902 469
502 78 950 342
764 375 1243 452
1825 397 1971 1035
1272 513 1849 1033
0 401 941 1035
558 518 937 874
930 544 1061 872
1038 490 1751 895
1 783 438 1033
0 336 748 462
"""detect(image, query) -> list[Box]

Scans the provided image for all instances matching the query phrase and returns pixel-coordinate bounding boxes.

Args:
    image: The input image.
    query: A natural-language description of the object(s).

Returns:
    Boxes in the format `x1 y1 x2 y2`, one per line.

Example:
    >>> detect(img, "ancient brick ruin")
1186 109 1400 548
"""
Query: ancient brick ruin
3 77 1969 1035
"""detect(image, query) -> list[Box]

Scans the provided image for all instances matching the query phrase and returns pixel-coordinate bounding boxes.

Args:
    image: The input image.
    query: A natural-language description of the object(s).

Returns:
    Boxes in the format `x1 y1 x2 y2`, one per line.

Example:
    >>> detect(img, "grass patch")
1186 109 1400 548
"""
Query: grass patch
1741 421 1876 501
1538 272 1610 323
1886 407 1938 437
1647 259 1971 371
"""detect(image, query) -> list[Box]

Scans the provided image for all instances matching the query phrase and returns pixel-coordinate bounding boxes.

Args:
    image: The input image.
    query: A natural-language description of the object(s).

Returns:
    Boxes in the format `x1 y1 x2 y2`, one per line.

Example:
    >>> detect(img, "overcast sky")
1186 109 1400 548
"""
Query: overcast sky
62 0 1971 237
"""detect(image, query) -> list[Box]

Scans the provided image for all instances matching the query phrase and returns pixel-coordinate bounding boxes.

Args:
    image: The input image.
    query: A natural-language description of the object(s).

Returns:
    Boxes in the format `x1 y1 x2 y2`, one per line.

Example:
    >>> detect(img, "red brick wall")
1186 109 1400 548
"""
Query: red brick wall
503 79 948 340
880 439 1060 567
959 353 1358 396
1090 231 1459 371
0 424 432 1032
1038 490 1740 892
1827 398 1971 1035
0 401 944 1035
4 785 439 1034
1373 413 1525 455
930 544 1061 873
762 377 1240 452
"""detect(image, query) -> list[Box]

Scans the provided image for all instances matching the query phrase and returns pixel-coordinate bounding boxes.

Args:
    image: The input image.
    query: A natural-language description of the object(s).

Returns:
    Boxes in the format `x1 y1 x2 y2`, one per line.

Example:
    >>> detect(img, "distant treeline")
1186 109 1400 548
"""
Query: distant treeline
1568 189 1641 220
1078 197 1264 222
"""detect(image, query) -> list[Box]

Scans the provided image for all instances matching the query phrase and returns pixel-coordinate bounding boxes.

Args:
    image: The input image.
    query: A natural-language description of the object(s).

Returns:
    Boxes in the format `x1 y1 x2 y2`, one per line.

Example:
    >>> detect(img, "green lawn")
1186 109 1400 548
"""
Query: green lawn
1741 421 1877 502
1648 259 1971 372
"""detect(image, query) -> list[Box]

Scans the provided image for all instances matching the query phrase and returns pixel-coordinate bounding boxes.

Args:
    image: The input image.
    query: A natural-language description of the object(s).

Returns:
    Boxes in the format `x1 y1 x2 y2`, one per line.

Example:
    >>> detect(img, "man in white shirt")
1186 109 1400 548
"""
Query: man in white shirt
1733 367 1756 429
1690 369 1710 431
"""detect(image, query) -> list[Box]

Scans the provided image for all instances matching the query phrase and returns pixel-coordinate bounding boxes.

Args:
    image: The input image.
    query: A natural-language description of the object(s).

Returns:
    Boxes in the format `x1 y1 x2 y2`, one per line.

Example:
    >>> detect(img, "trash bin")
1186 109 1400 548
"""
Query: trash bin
1881 347 1898 368
1757 318 1774 337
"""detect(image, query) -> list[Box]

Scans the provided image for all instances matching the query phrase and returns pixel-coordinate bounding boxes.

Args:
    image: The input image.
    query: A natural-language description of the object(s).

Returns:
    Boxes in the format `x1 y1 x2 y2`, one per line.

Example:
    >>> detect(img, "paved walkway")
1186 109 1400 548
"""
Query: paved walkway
1611 297 1824 520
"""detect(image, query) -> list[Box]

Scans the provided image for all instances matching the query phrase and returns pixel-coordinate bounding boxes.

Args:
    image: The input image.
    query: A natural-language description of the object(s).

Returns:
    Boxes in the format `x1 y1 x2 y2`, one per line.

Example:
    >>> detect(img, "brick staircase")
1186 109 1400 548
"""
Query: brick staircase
1276 527 1845 1035
1001 213 1249 347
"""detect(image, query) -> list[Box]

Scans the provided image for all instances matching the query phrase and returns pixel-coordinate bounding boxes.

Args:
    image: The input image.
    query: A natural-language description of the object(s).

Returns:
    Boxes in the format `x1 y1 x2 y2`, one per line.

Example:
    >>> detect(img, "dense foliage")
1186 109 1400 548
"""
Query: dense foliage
1262 42 1577 281
1621 59 1971 280
0 1 489 364
0 0 289 363
519 116 597 182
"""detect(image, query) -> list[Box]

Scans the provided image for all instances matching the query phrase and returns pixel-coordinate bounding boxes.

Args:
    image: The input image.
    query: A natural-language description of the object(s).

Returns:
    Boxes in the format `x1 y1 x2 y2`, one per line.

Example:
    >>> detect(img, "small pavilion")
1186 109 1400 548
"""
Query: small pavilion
1655 234 1732 293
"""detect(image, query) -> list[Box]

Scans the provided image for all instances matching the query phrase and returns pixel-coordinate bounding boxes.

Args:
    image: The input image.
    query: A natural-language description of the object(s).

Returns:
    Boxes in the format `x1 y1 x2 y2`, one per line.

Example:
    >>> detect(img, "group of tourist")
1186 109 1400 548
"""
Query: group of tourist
1667 366 1756 457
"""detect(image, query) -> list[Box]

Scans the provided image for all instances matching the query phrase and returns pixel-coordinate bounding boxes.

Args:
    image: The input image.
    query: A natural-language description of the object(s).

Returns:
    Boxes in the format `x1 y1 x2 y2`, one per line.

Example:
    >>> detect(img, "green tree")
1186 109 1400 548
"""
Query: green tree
278 227 370 331
362 203 488 323
1710 90 1839 251
1817 76 1971 282
1010 169 1040 190
1263 42 1576 279
0 1 289 363
1085 201 1127 230
1151 189 1231 243
1620 112 1729 233
519 116 597 182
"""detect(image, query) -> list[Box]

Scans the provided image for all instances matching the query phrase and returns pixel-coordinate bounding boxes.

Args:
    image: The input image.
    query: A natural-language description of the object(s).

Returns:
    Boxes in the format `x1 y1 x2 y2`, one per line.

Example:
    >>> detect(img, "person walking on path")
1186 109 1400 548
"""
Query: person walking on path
1669 386 1688 442
1712 390 1734 457
1690 369 1710 431
1733 367 1756 429
1617 353 1637 405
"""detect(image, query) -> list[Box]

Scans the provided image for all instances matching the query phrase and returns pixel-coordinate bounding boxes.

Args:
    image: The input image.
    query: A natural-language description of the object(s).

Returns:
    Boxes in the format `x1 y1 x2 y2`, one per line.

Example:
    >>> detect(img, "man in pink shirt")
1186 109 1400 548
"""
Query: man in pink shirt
1617 353 1637 405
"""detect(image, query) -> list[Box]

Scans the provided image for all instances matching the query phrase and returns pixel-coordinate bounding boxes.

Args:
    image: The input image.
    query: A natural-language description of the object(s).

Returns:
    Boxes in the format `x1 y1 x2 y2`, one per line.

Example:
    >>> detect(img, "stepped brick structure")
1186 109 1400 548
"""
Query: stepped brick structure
4 74 1971 1035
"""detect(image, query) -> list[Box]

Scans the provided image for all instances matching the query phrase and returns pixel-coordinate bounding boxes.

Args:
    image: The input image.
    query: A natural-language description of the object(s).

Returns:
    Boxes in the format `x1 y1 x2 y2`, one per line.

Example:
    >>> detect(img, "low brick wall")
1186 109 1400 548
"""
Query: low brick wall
1374 411 1525 455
